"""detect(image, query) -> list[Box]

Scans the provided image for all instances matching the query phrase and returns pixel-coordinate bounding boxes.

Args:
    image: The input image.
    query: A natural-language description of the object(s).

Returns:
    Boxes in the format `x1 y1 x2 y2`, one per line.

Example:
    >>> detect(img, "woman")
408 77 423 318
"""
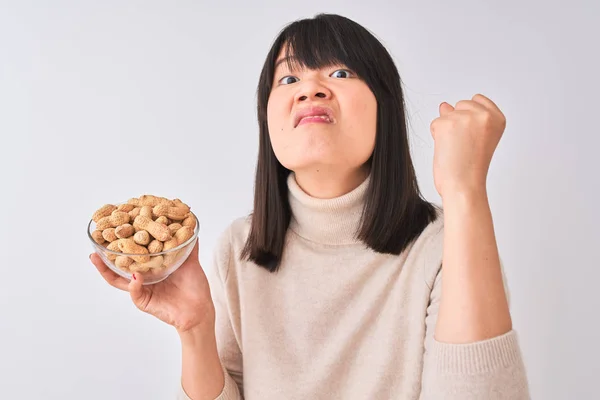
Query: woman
90 13 530 399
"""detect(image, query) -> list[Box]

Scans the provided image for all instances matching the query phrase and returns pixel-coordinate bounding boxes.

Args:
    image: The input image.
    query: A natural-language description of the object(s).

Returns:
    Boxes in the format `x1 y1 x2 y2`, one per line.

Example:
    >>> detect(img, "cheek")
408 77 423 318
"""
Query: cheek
266 98 291 158
267 96 289 136
344 91 378 145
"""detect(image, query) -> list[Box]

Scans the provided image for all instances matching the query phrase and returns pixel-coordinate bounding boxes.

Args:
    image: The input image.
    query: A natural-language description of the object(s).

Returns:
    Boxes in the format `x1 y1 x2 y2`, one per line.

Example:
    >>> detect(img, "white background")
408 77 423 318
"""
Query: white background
1 1 598 398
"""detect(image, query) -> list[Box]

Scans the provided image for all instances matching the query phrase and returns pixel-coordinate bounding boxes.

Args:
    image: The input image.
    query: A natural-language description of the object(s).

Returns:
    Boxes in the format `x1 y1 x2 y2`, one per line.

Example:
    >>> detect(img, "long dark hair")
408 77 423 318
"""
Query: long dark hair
241 13 439 272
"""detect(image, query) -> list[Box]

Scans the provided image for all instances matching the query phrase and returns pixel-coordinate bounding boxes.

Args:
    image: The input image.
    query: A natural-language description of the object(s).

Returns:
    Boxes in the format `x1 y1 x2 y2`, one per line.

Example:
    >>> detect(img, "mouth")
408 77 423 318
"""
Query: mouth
294 106 334 128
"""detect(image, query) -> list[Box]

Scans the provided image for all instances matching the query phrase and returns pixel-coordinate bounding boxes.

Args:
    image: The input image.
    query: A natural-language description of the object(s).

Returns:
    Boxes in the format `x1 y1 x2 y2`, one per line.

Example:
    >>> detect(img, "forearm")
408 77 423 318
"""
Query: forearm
435 189 512 344
179 325 225 400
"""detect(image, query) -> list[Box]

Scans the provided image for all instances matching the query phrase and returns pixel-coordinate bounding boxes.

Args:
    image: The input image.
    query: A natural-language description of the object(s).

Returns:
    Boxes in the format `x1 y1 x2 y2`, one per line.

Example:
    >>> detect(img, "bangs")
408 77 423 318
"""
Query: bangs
275 16 367 77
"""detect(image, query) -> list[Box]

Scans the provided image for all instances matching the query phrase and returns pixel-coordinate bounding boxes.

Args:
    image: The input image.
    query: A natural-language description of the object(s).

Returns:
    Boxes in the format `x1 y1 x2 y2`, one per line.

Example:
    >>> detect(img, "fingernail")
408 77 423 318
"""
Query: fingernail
133 273 136 280
89 254 92 260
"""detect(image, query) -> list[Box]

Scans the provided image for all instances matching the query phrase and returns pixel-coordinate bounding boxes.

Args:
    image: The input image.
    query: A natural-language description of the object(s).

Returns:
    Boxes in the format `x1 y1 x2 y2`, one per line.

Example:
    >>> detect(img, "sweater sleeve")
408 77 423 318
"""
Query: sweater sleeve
176 225 244 400
420 260 530 399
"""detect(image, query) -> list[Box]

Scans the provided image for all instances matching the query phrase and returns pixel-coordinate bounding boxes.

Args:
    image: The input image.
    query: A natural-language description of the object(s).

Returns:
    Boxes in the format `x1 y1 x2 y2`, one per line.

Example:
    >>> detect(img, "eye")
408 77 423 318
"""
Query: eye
330 69 353 78
278 76 299 85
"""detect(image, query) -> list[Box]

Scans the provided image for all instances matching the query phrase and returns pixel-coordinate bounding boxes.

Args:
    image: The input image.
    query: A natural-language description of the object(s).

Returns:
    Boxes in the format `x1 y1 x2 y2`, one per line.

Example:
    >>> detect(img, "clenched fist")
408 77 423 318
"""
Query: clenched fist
430 93 506 198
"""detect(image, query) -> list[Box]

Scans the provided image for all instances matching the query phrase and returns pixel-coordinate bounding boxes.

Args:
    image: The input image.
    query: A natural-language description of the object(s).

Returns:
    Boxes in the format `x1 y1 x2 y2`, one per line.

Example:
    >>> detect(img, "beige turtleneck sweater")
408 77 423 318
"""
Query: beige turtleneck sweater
178 173 530 399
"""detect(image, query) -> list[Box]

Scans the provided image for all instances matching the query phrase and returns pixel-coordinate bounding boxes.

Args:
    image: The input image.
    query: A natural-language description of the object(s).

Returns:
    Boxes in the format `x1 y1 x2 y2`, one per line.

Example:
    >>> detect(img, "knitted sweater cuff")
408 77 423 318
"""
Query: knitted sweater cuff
431 329 524 375
176 364 241 400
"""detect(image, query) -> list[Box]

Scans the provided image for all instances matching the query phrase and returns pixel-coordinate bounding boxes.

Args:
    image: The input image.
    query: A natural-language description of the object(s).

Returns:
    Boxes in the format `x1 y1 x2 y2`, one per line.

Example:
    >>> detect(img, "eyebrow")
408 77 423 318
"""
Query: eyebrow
273 56 344 73
274 56 295 70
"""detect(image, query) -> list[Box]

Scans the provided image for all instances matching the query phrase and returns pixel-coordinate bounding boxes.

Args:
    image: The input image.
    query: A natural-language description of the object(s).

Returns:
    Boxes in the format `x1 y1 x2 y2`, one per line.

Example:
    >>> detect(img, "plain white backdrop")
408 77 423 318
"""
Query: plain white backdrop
1 1 598 399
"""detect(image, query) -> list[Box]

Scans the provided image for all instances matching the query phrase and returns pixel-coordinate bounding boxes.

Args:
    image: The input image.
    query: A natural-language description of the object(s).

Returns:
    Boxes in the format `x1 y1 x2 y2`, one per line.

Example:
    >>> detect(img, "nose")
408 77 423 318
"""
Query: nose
294 79 332 103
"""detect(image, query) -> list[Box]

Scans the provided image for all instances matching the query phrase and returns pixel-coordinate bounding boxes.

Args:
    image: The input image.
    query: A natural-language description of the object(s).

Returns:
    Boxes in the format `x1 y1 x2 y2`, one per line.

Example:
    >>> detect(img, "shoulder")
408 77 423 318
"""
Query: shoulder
214 214 251 245
213 216 250 281
210 215 251 281
223 214 252 251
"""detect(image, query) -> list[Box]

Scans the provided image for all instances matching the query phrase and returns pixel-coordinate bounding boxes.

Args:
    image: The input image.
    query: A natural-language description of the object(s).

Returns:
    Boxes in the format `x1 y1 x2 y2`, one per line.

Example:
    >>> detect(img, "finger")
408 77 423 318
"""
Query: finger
445 109 473 119
471 93 500 113
128 272 149 311
90 253 130 291
432 103 455 140
454 99 487 113
439 102 454 117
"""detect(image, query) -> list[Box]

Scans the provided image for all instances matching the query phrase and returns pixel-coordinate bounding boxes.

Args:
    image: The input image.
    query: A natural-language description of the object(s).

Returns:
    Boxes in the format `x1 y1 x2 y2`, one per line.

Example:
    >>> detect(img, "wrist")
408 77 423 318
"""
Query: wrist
179 320 225 400
178 322 216 348
442 185 488 206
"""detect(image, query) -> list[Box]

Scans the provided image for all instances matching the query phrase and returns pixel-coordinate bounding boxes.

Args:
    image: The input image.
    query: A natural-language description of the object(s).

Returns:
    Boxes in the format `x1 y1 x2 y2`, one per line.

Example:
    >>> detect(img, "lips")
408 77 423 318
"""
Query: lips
294 106 334 127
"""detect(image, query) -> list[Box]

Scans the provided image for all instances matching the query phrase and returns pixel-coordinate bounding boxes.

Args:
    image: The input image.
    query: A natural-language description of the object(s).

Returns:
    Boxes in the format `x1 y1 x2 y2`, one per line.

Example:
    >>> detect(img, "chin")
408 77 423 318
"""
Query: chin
278 146 339 169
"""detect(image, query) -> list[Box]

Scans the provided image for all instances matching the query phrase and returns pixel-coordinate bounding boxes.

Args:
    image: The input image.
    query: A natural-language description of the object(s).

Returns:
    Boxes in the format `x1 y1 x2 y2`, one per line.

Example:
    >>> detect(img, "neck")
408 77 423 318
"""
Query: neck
287 170 371 245
292 165 370 199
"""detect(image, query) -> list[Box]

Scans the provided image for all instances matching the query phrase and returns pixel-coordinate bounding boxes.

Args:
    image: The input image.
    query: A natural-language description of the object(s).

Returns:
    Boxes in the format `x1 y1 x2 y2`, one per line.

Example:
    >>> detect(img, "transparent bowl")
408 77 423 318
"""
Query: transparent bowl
87 208 199 285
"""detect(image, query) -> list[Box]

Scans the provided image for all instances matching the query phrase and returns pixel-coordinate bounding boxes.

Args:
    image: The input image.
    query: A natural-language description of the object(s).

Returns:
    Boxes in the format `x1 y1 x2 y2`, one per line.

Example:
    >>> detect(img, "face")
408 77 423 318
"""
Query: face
266 48 377 175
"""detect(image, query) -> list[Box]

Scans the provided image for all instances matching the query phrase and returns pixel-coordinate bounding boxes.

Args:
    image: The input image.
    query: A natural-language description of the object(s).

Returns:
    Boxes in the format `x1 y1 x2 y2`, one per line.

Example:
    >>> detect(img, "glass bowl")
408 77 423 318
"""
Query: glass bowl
87 209 199 285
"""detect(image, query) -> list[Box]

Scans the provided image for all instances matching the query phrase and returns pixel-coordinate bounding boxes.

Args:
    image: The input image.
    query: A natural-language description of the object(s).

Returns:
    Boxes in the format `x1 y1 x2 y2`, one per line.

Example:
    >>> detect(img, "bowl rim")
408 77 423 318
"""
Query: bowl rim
87 207 199 257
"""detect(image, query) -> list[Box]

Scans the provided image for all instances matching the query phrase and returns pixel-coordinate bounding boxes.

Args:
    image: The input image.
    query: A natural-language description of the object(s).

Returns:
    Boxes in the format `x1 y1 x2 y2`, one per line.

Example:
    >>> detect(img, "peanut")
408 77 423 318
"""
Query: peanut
117 203 136 213
154 196 176 206
115 255 134 270
149 265 168 277
148 239 164 254
92 204 117 223
173 199 191 213
91 230 105 245
115 224 135 239
117 238 150 263
106 240 121 261
128 195 175 208
162 237 180 267
163 237 179 251
130 255 164 273
140 205 153 219
111 209 124 217
133 215 172 242
128 207 141 220
102 228 118 242
168 223 182 236
96 212 130 230
174 226 194 245
182 214 196 230
133 230 151 246
155 216 170 226
163 226 195 267
153 204 187 221
127 197 148 207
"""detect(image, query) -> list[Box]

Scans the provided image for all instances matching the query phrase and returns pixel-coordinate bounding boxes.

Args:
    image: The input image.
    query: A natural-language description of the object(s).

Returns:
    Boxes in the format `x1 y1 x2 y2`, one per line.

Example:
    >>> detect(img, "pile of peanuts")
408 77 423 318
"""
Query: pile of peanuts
90 195 196 274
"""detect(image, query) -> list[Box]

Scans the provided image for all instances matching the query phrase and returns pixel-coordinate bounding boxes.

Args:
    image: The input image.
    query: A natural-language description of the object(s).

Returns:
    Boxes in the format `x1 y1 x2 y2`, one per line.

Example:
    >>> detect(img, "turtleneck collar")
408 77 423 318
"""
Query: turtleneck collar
287 172 370 245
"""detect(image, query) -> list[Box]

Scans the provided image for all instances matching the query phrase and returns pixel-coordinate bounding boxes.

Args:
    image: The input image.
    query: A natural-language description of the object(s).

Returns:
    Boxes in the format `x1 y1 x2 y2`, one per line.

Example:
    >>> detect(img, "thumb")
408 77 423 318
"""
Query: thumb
128 272 149 310
439 101 454 116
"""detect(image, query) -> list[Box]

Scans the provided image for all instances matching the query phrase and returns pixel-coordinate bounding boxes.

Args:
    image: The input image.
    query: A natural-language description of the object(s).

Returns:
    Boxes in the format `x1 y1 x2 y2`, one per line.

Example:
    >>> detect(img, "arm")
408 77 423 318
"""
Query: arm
424 94 530 398
420 201 530 399
178 327 242 400
435 190 511 343
179 325 227 400
178 225 244 400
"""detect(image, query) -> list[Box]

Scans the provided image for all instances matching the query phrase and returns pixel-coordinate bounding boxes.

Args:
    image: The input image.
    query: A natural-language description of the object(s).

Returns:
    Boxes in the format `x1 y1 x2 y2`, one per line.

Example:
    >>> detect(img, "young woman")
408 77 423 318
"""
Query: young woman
91 13 530 400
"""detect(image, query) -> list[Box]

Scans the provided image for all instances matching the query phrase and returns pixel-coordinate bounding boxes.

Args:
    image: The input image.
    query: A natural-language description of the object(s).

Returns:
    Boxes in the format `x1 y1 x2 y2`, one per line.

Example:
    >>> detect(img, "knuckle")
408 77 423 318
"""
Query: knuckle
481 111 493 124
456 100 470 109
430 119 437 132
